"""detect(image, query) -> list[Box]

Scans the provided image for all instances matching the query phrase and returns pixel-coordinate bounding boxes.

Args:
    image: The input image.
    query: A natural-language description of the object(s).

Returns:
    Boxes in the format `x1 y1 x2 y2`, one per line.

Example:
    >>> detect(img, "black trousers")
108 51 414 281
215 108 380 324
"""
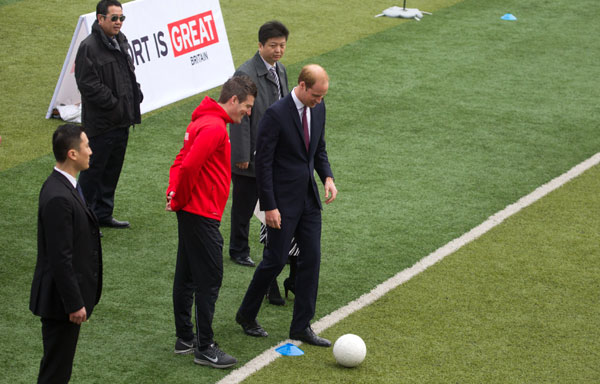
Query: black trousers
229 174 258 259
79 127 129 221
173 211 223 348
238 187 322 334
38 318 80 384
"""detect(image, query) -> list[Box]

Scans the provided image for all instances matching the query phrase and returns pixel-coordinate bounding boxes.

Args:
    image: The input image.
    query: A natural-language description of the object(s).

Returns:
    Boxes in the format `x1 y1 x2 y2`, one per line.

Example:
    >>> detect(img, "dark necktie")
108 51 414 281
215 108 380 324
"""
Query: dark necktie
302 106 309 151
76 182 86 204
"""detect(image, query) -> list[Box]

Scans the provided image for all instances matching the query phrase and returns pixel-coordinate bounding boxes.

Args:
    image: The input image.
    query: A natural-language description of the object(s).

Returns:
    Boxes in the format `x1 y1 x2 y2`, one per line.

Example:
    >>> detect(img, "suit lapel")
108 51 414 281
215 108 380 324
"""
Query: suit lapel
253 52 278 89
276 65 288 95
53 171 98 225
307 104 324 155
286 92 304 141
288 95 306 151
265 68 278 88
308 110 315 154
71 186 98 225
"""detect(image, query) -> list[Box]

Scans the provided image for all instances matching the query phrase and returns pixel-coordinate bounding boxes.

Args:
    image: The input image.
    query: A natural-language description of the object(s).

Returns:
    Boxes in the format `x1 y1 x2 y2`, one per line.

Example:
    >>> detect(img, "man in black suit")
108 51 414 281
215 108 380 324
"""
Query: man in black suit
30 124 102 383
236 64 337 346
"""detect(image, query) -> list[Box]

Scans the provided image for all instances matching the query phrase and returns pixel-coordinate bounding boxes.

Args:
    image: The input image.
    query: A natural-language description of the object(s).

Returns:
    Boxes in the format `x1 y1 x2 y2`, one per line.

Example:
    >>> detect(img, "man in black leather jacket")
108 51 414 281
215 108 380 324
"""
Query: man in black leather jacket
75 0 142 229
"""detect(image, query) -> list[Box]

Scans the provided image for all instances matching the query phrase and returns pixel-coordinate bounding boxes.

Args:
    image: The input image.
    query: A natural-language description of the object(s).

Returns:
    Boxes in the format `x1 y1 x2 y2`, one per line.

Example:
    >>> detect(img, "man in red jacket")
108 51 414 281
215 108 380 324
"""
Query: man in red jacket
166 76 256 369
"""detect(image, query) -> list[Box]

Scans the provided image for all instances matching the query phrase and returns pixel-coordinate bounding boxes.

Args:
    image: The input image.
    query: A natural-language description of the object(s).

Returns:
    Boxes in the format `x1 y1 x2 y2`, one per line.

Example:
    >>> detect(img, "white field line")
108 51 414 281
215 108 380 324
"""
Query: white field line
218 152 600 384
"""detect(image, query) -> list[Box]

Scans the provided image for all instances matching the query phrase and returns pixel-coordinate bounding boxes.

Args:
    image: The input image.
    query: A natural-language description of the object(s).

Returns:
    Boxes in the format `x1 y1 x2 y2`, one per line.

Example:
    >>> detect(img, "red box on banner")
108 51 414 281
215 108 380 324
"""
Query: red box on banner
168 11 220 57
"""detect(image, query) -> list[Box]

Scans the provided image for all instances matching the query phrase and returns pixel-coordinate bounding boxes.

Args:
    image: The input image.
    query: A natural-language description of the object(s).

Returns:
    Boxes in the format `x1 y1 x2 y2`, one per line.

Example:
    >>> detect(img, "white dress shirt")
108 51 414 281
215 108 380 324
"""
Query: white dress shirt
54 166 77 189
291 87 310 140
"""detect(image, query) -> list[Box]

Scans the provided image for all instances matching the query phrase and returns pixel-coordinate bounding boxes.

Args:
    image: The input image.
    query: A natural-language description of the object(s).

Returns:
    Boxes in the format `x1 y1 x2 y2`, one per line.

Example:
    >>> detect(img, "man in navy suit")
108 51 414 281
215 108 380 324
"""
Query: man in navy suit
30 124 102 383
236 64 337 346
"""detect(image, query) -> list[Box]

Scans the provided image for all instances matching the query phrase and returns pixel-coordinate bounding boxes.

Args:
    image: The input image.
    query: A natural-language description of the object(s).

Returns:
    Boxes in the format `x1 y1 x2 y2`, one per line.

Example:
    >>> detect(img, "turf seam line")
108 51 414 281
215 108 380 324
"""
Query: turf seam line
218 152 600 384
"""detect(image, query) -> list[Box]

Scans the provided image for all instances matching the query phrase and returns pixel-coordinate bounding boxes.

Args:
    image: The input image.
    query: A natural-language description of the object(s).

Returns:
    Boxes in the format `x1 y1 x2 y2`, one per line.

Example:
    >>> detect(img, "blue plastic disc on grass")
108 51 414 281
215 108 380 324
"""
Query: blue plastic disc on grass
501 13 517 21
275 343 304 356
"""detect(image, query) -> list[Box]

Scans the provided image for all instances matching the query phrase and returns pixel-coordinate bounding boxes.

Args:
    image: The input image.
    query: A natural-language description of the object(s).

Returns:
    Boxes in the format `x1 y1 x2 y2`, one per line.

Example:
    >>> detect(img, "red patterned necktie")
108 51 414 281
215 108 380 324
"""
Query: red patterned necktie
302 106 309 151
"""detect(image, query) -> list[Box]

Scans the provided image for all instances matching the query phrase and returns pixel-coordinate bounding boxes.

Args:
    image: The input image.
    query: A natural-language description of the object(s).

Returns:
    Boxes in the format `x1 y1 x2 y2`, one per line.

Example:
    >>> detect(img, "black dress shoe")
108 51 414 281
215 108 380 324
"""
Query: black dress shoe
99 217 130 228
290 326 331 347
231 255 255 267
235 312 268 337
266 279 285 306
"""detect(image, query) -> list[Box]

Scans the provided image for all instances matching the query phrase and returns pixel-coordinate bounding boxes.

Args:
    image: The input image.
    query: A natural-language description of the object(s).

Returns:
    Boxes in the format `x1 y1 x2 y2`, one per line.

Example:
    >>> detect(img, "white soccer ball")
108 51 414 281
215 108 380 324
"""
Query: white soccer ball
333 334 367 367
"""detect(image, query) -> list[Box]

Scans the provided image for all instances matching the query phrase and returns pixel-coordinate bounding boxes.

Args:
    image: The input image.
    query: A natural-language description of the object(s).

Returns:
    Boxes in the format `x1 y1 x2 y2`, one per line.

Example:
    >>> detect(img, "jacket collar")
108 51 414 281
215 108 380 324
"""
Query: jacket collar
253 51 282 77
51 170 99 225
92 20 123 52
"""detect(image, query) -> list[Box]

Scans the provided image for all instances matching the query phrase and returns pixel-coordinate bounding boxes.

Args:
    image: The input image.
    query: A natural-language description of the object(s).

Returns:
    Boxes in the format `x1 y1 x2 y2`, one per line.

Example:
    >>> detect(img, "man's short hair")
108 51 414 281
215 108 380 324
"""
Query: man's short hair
96 0 123 17
298 65 329 89
258 21 289 45
218 75 257 104
53 124 84 163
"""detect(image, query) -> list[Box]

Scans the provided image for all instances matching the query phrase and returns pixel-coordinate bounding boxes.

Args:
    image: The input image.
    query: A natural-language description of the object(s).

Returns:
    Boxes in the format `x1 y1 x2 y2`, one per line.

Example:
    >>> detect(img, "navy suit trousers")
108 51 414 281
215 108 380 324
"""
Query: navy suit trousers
239 184 322 334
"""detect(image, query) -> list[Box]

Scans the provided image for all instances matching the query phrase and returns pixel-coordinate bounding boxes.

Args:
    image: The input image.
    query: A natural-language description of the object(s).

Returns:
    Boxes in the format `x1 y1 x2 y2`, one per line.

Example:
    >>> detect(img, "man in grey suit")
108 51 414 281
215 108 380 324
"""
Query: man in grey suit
229 21 290 268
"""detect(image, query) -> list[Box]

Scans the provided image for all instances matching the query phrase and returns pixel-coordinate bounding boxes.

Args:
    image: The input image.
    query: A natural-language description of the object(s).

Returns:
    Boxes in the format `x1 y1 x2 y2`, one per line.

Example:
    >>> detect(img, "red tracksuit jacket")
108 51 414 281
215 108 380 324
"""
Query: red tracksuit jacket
167 96 234 221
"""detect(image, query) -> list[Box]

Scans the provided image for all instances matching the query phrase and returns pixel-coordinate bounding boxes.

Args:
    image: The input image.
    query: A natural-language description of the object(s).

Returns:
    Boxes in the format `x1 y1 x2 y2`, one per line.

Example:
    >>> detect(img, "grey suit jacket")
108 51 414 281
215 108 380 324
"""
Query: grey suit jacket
230 51 289 177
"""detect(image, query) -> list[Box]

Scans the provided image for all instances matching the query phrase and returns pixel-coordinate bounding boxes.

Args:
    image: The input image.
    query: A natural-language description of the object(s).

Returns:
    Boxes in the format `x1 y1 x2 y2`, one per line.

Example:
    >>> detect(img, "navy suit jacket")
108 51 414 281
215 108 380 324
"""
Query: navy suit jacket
255 92 333 218
30 170 102 320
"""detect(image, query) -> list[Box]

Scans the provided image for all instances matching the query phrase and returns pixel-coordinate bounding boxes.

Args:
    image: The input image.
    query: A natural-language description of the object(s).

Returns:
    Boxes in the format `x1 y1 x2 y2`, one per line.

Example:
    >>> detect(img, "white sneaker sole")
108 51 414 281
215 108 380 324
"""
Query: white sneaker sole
193 357 237 369
174 348 194 355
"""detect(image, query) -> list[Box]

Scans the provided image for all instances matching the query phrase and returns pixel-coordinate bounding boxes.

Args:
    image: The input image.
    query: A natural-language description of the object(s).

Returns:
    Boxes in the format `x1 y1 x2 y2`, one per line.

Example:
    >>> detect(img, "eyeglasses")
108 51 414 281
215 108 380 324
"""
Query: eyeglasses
102 14 126 22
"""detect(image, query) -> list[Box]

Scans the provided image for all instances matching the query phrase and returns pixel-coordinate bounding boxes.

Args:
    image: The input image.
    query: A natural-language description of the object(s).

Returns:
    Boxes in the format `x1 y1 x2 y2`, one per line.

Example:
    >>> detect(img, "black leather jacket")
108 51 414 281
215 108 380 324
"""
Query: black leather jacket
75 20 142 137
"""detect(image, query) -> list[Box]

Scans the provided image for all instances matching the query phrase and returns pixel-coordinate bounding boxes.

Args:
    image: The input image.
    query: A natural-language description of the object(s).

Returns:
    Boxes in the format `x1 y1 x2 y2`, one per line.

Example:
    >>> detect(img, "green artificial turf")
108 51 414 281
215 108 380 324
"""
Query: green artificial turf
245 163 600 384
1 0 599 383
0 0 446 171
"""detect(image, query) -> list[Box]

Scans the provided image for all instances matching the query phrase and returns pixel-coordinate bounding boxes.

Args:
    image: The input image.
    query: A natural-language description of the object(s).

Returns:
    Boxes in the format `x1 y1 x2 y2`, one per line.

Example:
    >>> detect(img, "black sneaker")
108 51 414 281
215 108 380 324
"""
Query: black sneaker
194 343 237 369
174 336 196 355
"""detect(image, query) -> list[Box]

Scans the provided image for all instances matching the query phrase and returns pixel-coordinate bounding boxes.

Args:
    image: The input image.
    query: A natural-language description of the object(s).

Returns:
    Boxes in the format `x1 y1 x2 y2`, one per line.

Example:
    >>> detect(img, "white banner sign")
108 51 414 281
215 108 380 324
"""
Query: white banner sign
46 0 235 120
